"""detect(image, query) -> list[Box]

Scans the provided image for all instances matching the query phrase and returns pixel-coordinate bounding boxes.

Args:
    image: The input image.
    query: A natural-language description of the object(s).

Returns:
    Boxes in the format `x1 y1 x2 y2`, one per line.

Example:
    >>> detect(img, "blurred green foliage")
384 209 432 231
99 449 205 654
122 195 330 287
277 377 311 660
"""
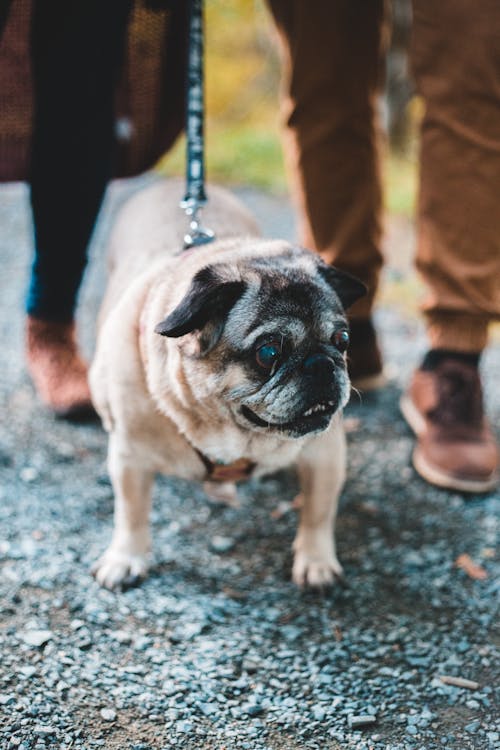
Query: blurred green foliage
159 0 418 216
384 151 417 216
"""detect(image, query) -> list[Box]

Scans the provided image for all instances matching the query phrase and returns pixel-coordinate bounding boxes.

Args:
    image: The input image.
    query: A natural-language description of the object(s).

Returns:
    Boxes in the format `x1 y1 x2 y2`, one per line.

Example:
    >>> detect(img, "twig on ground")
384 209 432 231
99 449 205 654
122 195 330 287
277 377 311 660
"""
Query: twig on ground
439 675 480 690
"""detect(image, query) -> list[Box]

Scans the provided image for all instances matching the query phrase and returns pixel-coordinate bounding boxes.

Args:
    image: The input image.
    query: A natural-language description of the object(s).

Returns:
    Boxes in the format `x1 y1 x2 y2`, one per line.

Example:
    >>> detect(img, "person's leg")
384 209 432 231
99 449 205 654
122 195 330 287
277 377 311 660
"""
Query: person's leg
0 0 14 41
266 0 388 387
26 0 132 417
28 0 133 321
401 0 500 491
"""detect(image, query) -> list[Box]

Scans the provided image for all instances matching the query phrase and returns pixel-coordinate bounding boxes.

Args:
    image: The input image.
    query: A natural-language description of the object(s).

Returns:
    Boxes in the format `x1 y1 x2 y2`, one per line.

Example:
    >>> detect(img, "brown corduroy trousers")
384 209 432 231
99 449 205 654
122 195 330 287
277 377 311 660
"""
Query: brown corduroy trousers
267 0 500 353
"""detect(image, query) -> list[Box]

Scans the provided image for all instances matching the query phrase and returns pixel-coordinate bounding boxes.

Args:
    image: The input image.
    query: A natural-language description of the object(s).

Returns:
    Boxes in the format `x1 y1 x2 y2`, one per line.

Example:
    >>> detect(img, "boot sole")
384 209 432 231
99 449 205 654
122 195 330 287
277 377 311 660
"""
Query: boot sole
400 395 498 494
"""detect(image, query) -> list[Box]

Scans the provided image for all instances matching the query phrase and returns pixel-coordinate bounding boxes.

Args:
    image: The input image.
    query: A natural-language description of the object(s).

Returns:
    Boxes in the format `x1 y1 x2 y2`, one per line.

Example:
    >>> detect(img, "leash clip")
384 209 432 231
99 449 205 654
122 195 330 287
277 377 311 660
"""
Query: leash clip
181 197 215 249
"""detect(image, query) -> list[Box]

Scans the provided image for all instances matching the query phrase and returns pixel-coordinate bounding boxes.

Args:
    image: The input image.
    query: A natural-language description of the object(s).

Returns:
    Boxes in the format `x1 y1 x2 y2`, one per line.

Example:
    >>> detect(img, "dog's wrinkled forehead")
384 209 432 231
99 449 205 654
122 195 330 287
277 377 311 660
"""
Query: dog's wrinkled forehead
154 243 366 352
225 255 348 349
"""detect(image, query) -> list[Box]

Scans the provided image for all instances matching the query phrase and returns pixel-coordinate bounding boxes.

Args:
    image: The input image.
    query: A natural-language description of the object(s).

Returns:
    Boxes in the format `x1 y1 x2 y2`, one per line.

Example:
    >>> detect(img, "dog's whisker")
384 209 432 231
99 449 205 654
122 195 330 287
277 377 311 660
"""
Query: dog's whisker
350 385 363 404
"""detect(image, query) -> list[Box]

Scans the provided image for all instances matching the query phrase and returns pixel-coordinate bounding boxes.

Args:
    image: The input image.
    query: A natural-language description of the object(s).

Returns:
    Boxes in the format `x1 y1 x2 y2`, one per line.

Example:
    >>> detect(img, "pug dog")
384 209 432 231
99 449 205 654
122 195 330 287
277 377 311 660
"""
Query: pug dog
90 178 365 590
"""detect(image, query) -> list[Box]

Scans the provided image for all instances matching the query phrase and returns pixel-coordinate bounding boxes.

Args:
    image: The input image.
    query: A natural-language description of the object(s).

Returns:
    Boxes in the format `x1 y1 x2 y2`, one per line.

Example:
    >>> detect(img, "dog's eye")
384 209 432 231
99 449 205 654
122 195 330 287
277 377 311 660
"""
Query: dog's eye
332 329 350 352
256 341 282 371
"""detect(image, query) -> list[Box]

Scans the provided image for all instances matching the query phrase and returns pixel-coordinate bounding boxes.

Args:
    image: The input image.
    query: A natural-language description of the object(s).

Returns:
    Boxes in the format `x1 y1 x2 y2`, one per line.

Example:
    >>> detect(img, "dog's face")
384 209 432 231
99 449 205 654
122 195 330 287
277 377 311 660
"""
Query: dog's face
155 245 365 439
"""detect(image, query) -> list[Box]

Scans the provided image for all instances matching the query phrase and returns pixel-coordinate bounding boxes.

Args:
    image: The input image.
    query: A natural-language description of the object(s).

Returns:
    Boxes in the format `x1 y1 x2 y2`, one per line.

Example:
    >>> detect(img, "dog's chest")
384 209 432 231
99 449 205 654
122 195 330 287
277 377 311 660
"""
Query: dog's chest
138 406 304 482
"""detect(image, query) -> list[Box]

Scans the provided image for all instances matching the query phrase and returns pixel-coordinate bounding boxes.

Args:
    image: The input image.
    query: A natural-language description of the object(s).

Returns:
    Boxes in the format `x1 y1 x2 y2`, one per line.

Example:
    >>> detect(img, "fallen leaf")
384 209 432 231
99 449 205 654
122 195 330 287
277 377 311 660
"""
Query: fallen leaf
455 553 488 580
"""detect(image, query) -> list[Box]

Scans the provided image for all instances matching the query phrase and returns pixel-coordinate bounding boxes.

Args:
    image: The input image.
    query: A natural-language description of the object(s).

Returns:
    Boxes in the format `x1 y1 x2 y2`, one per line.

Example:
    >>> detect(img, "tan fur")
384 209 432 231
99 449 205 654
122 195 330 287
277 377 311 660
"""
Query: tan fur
90 178 347 589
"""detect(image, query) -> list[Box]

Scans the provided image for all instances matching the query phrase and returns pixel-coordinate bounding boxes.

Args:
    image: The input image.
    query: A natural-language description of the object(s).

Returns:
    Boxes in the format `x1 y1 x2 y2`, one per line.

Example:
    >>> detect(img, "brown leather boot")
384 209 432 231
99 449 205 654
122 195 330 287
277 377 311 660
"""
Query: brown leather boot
348 318 387 392
400 359 499 493
26 316 96 420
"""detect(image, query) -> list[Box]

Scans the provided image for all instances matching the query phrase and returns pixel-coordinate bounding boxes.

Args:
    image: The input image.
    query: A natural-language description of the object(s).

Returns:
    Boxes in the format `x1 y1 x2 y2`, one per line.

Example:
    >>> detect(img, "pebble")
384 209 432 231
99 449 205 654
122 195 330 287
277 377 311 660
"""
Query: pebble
108 629 133 644
210 535 236 554
33 727 56 737
18 666 37 678
241 703 264 717
465 721 481 733
312 706 326 722
197 702 217 717
242 657 260 674
20 467 38 483
20 630 53 647
175 721 193 734
99 709 116 722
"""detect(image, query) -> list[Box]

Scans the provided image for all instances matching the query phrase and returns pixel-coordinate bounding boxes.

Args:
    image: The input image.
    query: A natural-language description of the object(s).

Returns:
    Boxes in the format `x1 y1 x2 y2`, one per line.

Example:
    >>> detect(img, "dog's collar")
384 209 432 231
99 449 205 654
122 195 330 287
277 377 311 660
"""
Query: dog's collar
193 447 255 482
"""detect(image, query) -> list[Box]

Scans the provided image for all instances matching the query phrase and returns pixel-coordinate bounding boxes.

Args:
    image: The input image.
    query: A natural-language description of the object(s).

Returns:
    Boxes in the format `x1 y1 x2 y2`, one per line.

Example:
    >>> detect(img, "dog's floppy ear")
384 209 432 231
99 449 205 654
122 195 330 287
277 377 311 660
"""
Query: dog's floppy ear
317 264 367 310
155 266 246 338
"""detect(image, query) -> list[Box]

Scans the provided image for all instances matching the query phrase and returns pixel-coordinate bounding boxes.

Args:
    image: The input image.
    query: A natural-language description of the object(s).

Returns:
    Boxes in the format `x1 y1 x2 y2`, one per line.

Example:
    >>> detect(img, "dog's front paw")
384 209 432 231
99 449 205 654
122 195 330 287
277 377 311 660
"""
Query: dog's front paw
292 550 344 588
92 548 150 590
292 530 344 588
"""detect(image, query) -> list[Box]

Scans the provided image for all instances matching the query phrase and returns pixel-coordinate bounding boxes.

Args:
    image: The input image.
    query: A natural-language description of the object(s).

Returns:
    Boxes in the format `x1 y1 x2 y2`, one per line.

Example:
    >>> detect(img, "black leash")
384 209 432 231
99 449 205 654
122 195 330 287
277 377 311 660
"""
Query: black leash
181 0 215 249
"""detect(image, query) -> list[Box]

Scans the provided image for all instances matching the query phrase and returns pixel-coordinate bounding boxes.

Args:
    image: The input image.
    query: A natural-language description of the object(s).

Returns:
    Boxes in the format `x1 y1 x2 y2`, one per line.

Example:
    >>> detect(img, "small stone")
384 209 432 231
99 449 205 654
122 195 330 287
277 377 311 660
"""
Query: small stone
242 703 264 717
76 635 93 651
18 666 37 678
20 467 38 482
348 714 377 729
108 629 132 644
404 551 425 567
21 629 53 647
312 706 326 721
0 694 16 705
466 699 480 709
242 657 260 674
170 622 203 643
33 727 56 737
162 680 181 697
176 720 193 733
197 702 217 717
210 535 235 554
100 708 116 722
465 721 481 733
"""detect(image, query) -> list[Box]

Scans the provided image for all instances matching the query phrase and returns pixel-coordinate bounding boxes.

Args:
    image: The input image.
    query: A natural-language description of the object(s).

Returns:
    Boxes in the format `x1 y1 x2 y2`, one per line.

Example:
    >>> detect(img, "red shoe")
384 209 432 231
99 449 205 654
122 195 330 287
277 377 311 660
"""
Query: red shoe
26 316 96 420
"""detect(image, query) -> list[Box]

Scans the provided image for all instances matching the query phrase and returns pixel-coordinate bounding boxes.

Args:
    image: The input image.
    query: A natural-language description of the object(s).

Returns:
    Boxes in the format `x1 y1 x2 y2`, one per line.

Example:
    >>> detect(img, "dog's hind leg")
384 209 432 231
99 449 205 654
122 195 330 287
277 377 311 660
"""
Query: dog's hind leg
92 435 154 589
292 417 346 588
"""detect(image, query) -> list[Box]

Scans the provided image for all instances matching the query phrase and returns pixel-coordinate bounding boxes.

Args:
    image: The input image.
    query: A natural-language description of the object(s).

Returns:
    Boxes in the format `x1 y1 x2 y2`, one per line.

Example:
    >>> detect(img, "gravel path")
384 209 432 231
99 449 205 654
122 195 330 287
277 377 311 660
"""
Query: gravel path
0 179 498 750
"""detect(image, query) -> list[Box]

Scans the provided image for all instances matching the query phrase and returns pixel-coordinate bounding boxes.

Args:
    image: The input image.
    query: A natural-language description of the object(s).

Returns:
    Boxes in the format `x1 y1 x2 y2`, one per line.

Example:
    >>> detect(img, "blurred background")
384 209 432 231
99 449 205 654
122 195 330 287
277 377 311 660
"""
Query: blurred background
163 0 418 206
